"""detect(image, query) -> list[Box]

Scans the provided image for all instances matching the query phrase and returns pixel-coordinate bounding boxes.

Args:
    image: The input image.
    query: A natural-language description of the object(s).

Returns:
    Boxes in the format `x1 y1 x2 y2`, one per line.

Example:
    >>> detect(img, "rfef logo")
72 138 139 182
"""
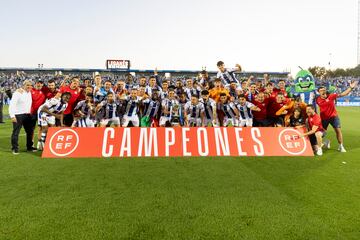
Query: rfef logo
49 129 79 157
278 129 307 155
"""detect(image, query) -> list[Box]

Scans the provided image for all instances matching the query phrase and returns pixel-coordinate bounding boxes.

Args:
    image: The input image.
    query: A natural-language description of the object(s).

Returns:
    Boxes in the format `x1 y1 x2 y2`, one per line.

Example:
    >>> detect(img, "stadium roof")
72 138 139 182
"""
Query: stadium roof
0 67 290 76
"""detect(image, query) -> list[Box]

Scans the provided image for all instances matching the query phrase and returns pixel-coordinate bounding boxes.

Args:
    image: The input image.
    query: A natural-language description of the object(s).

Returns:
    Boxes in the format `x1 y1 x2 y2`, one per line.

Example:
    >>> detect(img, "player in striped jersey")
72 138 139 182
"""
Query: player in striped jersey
145 76 162 97
184 78 201 100
216 61 242 87
236 94 261 127
160 88 181 127
122 89 141 127
72 93 96 128
184 94 205 127
37 92 71 150
200 90 218 126
219 93 239 127
140 90 161 127
160 80 169 99
96 92 121 127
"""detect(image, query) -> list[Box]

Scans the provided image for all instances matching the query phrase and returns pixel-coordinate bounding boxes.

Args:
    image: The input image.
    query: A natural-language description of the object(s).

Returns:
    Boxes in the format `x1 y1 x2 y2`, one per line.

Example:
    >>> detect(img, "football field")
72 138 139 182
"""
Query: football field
0 107 359 240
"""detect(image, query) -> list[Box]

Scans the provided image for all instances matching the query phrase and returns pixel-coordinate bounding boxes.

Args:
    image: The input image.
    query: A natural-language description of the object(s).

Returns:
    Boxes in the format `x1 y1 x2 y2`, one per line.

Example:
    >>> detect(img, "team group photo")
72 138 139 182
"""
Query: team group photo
1 0 360 239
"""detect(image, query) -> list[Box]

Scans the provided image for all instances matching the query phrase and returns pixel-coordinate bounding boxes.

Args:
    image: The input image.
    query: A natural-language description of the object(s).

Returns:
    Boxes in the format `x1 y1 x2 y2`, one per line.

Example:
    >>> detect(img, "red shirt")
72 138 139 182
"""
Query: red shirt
316 93 338 120
59 85 82 114
252 98 269 120
77 88 87 102
267 97 288 118
31 88 46 114
273 88 289 98
42 86 58 99
245 91 257 102
307 113 324 132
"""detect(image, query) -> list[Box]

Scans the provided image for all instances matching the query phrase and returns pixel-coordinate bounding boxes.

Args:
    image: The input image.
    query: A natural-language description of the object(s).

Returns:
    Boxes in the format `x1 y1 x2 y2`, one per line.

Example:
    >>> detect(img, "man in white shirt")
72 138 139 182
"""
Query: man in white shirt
9 80 35 154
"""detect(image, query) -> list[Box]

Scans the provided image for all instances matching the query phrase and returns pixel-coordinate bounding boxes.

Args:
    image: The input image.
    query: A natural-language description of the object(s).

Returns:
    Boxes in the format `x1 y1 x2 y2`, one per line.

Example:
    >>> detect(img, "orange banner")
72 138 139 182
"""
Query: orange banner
42 127 314 158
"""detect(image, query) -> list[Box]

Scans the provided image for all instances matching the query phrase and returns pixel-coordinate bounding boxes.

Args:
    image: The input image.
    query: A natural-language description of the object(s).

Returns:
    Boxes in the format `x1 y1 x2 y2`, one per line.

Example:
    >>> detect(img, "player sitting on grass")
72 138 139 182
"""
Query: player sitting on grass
37 92 71 150
72 93 96 127
96 92 121 127
160 88 181 127
184 94 205 127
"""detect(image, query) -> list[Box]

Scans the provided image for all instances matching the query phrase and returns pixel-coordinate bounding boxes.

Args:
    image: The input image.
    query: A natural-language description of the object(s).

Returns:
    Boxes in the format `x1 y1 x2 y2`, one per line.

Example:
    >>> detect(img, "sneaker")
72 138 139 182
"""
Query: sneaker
323 139 331 149
316 148 323 156
12 150 19 155
338 145 347 153
27 147 38 152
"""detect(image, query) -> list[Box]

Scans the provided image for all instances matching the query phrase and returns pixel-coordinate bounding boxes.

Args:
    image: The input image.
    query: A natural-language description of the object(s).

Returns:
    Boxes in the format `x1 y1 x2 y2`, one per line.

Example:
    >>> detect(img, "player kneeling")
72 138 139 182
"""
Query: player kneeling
184 94 205 127
72 93 96 127
160 88 181 127
200 90 218 126
300 105 328 156
219 93 239 127
236 94 261 127
140 90 161 127
37 92 71 150
122 89 140 127
96 92 121 127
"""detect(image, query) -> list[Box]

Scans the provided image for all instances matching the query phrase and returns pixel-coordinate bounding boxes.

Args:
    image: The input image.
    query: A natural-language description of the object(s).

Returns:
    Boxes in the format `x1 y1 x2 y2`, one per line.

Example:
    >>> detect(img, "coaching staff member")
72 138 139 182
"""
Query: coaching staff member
9 80 37 154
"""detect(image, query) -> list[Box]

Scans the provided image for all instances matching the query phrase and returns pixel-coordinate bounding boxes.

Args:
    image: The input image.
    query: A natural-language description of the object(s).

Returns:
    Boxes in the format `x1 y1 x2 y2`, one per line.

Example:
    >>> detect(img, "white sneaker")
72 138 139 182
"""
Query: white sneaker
323 139 331 149
316 148 323 156
338 145 347 153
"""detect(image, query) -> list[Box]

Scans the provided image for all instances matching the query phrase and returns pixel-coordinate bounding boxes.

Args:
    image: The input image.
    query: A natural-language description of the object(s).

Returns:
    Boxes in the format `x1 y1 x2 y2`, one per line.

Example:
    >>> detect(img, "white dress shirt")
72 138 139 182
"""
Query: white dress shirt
8 90 32 118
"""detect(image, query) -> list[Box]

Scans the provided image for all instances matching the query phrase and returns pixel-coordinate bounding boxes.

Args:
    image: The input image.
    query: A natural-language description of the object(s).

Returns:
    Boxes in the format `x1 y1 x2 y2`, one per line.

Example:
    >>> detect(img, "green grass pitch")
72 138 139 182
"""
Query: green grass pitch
0 107 359 240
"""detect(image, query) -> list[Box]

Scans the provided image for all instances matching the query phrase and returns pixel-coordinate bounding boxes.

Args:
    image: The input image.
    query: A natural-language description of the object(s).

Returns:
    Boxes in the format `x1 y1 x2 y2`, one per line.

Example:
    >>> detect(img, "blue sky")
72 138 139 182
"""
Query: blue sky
0 0 358 74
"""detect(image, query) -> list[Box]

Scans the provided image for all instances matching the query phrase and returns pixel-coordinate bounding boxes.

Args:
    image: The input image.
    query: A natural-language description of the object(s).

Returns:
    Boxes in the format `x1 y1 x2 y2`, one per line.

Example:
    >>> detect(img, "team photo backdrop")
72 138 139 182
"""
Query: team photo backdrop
42 127 314 158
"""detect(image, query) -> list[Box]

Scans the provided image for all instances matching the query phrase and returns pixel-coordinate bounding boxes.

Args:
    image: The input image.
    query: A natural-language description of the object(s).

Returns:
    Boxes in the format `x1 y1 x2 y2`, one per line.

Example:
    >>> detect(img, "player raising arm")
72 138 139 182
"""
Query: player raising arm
315 81 358 152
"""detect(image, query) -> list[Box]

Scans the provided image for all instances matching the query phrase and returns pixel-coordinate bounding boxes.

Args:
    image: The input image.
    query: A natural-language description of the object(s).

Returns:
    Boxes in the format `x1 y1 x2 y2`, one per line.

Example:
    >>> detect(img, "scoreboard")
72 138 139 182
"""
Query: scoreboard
106 60 130 70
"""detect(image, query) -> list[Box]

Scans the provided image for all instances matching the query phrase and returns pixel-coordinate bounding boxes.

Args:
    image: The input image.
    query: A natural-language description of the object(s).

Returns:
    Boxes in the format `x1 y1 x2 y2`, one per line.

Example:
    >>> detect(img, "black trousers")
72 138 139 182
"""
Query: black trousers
63 114 74 127
11 114 34 151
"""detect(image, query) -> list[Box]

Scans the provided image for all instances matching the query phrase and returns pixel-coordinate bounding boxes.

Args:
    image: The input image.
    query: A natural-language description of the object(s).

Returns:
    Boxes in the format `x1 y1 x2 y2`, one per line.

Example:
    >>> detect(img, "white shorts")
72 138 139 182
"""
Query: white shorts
74 118 95 128
122 115 139 127
159 116 170 126
101 117 121 126
223 117 238 127
38 112 56 127
187 117 202 127
239 118 253 127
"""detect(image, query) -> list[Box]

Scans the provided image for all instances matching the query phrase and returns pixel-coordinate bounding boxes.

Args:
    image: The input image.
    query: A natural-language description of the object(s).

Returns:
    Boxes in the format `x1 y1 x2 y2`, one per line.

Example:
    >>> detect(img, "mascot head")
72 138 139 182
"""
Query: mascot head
294 69 316 93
